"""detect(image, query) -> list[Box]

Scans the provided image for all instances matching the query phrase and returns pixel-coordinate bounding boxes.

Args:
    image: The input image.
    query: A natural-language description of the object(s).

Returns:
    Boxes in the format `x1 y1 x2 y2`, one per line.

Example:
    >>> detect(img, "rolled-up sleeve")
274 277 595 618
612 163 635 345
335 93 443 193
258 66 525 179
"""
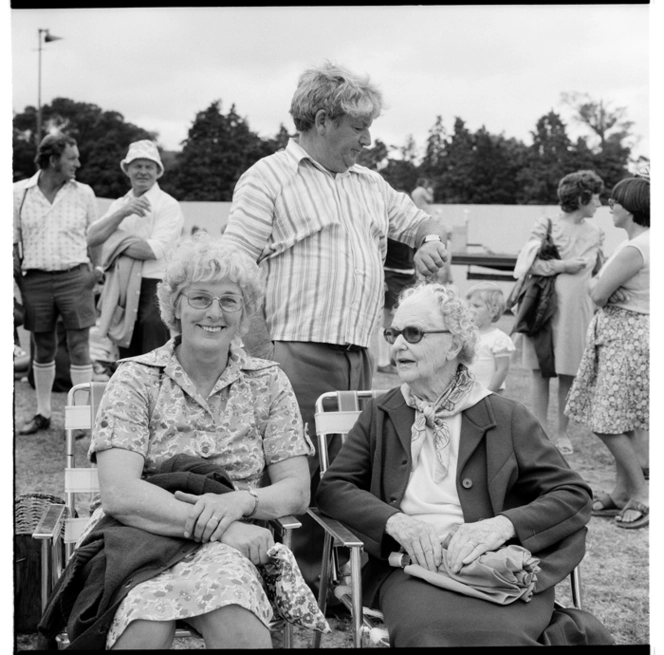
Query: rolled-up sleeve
89 362 154 462
260 367 315 464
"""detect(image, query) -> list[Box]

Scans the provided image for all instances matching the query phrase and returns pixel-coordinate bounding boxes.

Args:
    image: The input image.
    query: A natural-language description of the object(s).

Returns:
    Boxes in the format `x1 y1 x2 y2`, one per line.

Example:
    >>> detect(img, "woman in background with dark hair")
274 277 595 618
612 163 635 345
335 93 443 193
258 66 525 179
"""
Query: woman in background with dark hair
516 170 605 456
566 175 650 529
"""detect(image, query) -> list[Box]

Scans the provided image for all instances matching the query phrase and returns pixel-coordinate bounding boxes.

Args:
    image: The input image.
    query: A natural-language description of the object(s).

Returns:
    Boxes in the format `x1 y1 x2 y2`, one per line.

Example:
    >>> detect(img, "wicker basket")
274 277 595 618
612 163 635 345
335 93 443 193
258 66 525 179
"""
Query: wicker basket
14 493 66 633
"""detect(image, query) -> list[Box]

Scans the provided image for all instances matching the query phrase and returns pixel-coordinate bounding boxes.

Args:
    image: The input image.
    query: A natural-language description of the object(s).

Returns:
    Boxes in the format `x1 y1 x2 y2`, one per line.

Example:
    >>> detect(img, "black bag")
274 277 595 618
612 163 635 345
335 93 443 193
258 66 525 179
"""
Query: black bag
511 218 560 324
537 217 561 262
506 218 560 312
510 219 561 378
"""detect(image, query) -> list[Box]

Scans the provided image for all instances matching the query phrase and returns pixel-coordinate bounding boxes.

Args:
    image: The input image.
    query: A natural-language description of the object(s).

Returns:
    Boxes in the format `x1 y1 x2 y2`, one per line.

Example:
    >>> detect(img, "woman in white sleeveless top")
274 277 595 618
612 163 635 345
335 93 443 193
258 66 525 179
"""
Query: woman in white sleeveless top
565 175 650 530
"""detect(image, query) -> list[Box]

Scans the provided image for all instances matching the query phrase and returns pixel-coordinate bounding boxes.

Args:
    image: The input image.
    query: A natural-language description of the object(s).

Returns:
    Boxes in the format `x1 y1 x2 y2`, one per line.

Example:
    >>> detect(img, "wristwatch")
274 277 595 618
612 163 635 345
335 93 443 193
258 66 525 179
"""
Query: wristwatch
420 234 442 247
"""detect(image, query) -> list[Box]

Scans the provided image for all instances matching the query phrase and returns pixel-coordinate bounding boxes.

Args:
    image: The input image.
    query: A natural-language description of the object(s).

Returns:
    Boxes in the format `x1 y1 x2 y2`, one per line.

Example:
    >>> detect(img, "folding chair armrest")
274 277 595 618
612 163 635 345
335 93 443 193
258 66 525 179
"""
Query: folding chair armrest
269 515 302 532
32 503 66 541
307 508 364 548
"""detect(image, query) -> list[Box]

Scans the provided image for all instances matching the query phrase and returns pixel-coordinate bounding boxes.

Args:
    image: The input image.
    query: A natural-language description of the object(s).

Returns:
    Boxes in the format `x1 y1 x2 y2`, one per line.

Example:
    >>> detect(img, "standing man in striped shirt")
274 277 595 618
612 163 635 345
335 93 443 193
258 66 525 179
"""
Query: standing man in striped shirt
222 62 449 590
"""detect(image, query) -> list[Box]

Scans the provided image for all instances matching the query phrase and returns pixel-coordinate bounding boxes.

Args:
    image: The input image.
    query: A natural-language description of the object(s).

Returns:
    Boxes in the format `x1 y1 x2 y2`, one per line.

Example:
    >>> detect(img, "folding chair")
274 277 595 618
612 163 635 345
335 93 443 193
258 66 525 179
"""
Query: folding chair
308 389 584 648
32 382 301 649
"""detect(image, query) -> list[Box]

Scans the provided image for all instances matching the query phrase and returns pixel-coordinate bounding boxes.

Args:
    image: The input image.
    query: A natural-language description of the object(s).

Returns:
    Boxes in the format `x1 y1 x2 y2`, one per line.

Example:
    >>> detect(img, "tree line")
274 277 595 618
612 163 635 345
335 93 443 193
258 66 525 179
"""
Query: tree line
12 93 641 203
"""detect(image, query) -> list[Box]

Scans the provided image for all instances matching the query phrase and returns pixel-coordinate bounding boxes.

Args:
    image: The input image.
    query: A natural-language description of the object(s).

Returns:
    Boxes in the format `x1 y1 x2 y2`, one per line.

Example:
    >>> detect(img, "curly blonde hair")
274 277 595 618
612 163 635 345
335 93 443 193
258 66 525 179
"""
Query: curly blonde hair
466 282 506 323
398 282 479 364
289 61 384 132
157 233 264 335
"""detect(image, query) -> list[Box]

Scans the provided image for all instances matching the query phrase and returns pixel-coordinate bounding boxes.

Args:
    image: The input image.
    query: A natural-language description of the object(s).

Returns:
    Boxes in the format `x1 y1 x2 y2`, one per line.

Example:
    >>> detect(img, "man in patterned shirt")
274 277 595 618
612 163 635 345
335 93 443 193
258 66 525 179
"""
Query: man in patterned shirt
223 62 449 588
14 133 101 435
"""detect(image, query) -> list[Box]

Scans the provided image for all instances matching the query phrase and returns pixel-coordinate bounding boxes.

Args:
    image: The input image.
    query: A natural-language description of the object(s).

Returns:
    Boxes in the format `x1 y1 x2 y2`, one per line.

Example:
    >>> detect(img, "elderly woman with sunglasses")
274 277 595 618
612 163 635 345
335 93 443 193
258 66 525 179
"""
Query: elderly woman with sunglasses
84 234 313 649
566 174 650 530
316 282 596 647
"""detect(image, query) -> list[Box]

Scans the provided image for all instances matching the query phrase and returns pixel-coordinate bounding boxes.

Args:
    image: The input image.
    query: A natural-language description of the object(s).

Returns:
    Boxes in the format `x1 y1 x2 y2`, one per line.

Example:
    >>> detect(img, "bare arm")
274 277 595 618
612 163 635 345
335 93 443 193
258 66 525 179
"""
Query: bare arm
174 455 310 541
123 240 157 260
590 245 643 308
87 195 151 248
412 216 450 277
487 356 510 392
96 447 194 537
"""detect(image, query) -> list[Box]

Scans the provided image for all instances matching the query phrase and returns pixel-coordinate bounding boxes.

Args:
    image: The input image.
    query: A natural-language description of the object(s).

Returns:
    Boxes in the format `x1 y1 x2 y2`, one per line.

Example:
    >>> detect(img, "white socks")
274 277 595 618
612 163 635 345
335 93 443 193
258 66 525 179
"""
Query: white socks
70 363 93 388
33 361 56 418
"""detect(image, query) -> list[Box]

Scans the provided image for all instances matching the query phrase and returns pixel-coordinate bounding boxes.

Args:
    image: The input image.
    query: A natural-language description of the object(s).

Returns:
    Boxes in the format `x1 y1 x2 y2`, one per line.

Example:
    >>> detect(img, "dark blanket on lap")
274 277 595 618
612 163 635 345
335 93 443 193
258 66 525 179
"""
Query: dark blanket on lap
37 455 236 650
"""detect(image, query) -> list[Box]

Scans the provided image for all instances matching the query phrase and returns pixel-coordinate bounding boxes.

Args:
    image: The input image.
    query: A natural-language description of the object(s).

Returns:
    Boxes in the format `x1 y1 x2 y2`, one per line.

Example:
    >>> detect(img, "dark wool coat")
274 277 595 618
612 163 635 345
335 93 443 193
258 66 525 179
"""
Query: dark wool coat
37 455 236 650
316 388 592 607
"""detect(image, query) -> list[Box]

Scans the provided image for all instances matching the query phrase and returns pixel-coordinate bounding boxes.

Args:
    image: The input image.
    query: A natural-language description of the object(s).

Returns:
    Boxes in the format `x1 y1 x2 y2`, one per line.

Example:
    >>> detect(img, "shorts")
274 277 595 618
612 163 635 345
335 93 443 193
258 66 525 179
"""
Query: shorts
384 269 417 311
19 264 97 333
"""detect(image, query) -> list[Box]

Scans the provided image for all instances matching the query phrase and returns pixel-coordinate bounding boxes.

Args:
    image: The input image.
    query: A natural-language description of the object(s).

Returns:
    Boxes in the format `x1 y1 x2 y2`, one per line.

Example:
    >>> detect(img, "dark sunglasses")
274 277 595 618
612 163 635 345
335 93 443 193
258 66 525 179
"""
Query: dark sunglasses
383 326 451 344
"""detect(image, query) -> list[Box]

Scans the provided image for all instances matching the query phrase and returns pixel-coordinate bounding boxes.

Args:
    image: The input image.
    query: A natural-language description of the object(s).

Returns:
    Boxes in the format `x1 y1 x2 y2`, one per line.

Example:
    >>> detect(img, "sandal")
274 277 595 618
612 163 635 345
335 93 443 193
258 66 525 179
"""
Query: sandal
615 499 649 530
554 437 574 456
591 493 622 517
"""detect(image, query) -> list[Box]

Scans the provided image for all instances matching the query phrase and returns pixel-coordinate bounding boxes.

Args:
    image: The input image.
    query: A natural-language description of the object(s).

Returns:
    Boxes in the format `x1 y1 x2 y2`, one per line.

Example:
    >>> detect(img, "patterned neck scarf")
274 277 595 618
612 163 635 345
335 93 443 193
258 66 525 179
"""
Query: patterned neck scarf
402 364 477 482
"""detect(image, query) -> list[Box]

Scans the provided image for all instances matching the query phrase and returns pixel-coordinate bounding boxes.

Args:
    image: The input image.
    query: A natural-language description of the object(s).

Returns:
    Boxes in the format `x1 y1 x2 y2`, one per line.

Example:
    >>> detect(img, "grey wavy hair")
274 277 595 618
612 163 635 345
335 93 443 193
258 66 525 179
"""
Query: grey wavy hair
289 61 384 132
157 233 264 335
398 282 479 364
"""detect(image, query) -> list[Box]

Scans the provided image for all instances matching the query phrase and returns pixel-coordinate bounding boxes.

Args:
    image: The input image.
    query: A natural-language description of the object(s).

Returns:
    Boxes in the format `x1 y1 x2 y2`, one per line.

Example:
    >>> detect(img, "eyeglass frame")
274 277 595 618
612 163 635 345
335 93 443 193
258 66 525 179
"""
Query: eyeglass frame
383 326 452 344
181 291 244 313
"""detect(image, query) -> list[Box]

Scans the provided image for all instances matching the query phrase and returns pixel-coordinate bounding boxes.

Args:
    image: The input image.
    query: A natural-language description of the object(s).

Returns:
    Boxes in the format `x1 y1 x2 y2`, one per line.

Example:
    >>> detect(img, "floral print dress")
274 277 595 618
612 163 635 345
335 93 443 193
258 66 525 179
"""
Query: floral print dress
88 337 314 648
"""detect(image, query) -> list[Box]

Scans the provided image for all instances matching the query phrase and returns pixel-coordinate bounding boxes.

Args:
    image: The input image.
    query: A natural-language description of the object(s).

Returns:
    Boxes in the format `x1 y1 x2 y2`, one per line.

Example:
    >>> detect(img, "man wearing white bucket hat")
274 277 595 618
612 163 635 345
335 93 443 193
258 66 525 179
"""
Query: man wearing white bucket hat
88 140 184 357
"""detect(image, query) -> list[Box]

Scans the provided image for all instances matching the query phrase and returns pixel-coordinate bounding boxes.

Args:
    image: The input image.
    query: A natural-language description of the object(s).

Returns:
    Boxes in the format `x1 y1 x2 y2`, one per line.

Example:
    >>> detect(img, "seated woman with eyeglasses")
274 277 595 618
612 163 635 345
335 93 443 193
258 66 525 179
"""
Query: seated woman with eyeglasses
82 234 313 649
316 282 605 646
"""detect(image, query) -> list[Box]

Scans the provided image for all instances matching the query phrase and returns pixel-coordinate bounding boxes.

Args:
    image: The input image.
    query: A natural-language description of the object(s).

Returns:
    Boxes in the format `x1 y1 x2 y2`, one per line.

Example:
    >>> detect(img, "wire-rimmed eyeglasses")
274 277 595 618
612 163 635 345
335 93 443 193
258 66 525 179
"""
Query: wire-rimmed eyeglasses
182 292 243 313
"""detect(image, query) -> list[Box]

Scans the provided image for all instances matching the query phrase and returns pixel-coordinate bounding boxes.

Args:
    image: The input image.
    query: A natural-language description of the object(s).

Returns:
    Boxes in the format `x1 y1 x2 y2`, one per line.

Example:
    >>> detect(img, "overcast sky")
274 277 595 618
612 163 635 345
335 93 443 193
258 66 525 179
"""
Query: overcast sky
9 5 651 160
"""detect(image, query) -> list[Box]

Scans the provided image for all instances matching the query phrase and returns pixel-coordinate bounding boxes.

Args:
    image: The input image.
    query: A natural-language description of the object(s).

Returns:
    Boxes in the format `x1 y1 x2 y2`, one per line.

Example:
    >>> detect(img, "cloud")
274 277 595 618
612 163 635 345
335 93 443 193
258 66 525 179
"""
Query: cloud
10 6 649 157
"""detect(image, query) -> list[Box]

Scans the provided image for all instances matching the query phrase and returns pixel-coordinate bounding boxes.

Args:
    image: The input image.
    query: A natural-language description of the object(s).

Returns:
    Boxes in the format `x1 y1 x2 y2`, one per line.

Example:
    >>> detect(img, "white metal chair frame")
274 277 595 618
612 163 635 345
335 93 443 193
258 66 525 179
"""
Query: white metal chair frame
32 382 301 649
308 389 583 648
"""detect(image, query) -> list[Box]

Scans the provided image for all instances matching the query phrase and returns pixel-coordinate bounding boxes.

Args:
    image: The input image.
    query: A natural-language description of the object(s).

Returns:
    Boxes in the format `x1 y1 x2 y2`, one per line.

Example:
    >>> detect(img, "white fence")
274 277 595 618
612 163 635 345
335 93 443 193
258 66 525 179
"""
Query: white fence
96 199 625 300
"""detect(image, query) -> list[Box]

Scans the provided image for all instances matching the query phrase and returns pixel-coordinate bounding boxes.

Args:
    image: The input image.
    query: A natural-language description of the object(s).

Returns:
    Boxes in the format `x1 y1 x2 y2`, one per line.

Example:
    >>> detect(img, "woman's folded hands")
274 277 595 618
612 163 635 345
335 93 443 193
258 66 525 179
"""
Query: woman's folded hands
444 516 515 573
174 490 272 564
385 513 443 571
385 513 516 574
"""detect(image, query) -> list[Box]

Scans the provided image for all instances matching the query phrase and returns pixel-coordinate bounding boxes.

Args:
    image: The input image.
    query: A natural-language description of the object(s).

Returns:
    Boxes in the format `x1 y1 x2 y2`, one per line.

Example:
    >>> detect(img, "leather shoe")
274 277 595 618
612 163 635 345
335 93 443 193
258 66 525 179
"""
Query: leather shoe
63 429 89 441
19 414 51 435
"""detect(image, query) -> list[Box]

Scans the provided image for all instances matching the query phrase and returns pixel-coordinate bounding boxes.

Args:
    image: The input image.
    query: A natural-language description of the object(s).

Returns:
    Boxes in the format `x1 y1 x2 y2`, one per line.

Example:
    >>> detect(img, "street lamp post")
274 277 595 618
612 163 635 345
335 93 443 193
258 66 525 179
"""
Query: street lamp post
36 28 63 145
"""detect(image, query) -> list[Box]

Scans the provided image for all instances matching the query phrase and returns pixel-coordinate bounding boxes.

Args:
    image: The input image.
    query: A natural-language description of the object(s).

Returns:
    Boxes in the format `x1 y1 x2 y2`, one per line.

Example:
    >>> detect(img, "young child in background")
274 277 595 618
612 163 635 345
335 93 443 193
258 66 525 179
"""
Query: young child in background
466 282 515 393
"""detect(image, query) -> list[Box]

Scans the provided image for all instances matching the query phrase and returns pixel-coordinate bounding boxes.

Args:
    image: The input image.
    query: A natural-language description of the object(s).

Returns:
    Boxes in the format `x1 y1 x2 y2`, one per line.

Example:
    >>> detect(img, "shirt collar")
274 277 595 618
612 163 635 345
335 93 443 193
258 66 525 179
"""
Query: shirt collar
126 181 161 202
123 335 278 374
23 170 80 191
285 138 369 178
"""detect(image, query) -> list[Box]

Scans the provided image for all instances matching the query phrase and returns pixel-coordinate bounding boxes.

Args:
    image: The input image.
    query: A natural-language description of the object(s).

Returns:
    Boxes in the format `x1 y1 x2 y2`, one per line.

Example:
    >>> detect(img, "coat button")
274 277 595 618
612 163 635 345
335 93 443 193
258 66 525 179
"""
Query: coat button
462 478 473 489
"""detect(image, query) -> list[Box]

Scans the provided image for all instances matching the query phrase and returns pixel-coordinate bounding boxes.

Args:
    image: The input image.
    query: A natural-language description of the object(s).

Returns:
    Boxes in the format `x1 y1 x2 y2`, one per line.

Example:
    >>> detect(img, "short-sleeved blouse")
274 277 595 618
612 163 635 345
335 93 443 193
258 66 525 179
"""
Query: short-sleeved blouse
89 337 314 488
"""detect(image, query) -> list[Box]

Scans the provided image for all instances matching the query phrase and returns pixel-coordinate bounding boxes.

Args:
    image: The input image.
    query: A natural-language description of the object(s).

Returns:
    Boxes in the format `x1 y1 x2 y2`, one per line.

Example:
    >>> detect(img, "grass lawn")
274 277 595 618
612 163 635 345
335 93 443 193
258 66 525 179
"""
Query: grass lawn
13 313 649 647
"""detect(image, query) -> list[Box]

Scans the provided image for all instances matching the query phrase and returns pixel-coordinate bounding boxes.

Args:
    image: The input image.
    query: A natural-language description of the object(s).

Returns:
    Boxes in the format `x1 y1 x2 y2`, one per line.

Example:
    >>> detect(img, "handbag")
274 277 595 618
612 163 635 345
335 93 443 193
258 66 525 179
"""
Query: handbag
537 218 560 262
506 218 559 312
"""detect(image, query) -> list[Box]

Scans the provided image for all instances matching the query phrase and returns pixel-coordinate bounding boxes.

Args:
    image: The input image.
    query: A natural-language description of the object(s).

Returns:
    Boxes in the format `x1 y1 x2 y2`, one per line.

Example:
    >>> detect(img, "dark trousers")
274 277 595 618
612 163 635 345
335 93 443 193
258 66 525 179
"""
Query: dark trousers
118 278 170 359
270 341 373 591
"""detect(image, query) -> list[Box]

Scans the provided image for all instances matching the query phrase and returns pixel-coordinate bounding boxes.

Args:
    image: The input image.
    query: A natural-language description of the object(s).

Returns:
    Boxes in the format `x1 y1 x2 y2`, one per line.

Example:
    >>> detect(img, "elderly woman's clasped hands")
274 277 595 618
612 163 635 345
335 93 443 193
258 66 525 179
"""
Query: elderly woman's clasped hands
386 512 515 574
175 489 275 564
